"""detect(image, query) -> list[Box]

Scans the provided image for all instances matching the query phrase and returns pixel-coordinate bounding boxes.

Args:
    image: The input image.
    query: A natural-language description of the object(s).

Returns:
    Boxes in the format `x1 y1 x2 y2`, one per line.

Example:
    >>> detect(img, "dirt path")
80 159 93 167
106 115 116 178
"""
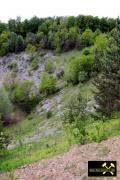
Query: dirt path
1 135 120 180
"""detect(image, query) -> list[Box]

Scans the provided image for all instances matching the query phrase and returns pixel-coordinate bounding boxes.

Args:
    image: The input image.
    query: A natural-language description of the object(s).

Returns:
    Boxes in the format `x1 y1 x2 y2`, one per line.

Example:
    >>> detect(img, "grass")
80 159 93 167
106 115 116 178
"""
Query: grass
1 49 120 173
0 140 69 172
5 112 46 140
87 117 120 143
1 116 120 173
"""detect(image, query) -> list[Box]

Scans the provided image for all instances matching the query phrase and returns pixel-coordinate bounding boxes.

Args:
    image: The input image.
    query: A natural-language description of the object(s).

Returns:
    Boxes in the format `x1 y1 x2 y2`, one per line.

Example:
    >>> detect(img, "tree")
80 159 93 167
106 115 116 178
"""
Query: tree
0 22 7 34
62 91 88 144
66 48 94 84
15 35 25 52
25 32 37 45
0 31 10 56
81 28 94 47
8 32 17 52
93 18 120 118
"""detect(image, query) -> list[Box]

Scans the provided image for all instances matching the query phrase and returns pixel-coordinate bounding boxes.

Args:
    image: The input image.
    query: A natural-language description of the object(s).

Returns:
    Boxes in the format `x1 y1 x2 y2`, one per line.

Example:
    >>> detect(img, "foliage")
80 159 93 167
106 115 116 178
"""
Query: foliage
93 19 120 118
0 120 10 151
45 59 55 73
0 15 117 56
15 35 24 52
62 92 88 144
65 57 81 84
9 80 41 112
0 31 10 56
65 48 94 84
30 58 38 70
81 28 94 47
8 61 17 72
0 140 69 172
26 43 36 53
0 86 13 124
40 73 57 95
25 32 37 45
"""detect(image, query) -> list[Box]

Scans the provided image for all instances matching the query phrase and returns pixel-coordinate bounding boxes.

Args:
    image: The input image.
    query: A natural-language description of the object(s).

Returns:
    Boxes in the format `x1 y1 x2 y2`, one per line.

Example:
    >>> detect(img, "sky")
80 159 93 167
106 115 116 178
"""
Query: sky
0 0 120 22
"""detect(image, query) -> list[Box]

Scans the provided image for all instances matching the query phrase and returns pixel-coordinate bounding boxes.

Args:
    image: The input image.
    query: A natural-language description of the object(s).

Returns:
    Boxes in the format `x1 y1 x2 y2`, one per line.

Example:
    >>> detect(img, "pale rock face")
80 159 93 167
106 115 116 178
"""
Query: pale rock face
0 51 54 86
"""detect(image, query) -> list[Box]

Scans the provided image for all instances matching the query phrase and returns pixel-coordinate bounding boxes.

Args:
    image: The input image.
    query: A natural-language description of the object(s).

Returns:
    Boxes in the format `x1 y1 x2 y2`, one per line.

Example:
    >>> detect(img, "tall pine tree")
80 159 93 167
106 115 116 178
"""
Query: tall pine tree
94 18 120 118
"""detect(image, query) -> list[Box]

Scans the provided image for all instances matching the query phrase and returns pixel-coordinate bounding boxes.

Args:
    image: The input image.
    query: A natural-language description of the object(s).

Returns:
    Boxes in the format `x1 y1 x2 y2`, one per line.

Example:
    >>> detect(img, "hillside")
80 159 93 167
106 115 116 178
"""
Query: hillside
0 135 120 180
0 49 120 174
0 15 120 180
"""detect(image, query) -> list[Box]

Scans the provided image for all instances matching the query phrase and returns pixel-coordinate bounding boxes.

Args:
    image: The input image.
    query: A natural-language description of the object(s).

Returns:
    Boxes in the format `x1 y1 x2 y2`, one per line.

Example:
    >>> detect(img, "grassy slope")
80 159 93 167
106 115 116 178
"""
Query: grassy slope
1 50 120 172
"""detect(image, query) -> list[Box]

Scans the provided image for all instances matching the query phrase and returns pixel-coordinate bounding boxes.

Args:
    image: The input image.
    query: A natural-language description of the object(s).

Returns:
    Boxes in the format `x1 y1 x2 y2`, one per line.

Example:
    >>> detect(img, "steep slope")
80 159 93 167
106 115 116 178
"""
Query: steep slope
1 135 120 180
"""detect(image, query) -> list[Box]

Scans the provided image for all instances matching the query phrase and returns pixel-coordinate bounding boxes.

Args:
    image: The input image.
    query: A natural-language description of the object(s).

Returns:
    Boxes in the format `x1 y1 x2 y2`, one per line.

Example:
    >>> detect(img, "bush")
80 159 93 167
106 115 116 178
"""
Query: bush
45 59 55 73
78 71 88 82
30 58 38 70
65 47 95 84
8 61 17 72
65 57 80 84
40 73 57 95
26 44 36 53
80 54 94 75
0 42 9 56
62 92 88 144
0 86 13 124
11 80 41 112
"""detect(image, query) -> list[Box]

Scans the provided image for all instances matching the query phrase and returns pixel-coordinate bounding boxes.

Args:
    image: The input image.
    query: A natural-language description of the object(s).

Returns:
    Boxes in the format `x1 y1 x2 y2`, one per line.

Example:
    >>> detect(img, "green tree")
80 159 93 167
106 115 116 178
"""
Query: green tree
15 35 25 52
93 19 120 118
66 48 94 84
8 32 17 52
81 28 94 47
0 31 10 56
62 92 88 144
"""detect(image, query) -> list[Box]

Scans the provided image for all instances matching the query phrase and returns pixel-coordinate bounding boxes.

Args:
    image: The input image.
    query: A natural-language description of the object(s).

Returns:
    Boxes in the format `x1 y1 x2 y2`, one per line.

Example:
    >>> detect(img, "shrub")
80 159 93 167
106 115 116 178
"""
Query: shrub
26 44 36 53
0 86 13 124
11 80 41 112
8 61 17 72
0 42 9 56
30 58 38 70
40 73 57 95
65 48 94 84
65 57 80 84
80 54 94 75
78 71 88 82
45 59 55 73
62 92 88 144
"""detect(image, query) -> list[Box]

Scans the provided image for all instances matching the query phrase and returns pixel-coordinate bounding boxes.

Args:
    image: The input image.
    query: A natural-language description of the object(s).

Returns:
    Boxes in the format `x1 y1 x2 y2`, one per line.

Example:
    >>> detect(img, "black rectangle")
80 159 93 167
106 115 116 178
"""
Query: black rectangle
88 161 117 177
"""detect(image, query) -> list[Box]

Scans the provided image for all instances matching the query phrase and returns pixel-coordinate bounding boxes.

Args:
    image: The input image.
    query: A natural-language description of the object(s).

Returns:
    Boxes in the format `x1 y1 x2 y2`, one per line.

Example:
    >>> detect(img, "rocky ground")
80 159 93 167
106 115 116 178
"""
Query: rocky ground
0 135 120 180
0 51 54 85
